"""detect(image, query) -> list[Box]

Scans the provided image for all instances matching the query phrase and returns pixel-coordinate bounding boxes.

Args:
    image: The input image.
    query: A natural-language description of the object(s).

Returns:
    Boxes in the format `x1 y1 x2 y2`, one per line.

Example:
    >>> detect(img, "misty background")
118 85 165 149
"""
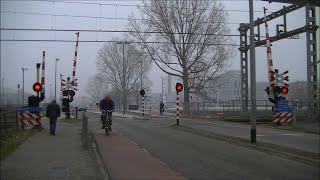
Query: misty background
1 0 319 107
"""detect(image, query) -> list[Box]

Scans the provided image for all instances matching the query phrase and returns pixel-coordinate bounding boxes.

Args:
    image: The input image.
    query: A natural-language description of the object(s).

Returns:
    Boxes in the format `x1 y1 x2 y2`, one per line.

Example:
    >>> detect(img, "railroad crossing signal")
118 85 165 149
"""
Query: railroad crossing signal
32 83 42 92
140 89 145 96
176 83 183 93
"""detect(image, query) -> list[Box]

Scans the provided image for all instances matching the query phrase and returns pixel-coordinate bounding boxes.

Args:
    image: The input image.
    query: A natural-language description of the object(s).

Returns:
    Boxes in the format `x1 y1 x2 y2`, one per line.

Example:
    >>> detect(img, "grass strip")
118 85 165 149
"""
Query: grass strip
0 128 38 160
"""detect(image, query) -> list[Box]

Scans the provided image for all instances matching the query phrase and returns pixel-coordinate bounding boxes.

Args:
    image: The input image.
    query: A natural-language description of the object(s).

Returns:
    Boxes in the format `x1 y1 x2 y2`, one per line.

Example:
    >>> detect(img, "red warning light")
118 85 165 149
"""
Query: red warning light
33 83 42 92
281 87 288 95
175 83 183 93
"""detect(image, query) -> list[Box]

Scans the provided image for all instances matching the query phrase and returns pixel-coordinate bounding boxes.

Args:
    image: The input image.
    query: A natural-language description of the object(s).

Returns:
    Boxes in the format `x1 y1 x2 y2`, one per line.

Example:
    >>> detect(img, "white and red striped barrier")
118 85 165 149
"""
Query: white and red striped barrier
263 7 276 90
272 112 293 123
71 32 79 91
176 92 180 125
18 112 42 127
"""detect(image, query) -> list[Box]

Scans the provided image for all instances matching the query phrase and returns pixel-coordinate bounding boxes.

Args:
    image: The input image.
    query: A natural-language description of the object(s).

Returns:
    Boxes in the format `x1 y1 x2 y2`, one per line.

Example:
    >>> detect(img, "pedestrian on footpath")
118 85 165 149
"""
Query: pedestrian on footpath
160 101 164 115
46 99 61 136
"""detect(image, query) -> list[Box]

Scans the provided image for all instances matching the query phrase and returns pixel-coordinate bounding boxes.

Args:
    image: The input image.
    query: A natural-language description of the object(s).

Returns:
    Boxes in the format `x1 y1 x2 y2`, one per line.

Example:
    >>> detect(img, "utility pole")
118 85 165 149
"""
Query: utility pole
17 84 20 106
249 0 257 143
140 60 143 90
22 67 28 106
50 84 52 102
55 58 59 101
117 41 130 114
161 77 163 101
2 78 4 106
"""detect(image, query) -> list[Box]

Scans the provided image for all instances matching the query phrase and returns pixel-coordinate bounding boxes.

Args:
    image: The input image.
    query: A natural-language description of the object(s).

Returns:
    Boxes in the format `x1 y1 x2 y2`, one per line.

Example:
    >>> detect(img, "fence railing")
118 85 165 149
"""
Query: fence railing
0 106 19 135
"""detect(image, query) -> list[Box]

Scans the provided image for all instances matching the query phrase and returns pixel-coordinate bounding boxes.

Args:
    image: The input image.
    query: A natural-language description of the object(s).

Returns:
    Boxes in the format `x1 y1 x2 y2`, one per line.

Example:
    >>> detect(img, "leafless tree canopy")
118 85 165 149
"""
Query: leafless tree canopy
128 0 234 110
85 74 106 104
96 38 152 110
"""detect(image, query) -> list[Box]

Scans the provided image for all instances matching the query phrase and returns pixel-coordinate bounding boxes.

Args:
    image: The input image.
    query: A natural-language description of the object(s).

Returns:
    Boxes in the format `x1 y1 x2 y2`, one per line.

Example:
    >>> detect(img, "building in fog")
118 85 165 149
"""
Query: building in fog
216 70 241 102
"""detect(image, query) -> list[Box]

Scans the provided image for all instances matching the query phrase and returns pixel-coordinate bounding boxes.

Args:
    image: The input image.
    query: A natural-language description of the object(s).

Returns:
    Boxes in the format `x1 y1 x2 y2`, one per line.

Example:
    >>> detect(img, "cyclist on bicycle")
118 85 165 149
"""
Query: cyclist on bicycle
99 95 115 130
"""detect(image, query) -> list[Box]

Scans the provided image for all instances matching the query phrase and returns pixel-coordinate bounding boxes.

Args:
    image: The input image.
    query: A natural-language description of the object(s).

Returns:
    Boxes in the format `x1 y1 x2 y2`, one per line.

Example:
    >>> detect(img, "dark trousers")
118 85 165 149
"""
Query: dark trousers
50 118 57 135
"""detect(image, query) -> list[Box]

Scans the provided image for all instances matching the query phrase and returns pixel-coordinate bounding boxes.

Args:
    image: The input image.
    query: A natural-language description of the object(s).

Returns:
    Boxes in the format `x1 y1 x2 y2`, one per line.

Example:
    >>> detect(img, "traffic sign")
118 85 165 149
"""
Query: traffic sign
273 100 292 113
17 107 43 112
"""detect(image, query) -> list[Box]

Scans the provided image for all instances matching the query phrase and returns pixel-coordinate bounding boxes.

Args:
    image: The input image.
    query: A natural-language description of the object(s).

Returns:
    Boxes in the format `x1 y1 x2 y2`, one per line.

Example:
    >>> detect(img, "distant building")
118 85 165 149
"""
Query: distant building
217 70 241 102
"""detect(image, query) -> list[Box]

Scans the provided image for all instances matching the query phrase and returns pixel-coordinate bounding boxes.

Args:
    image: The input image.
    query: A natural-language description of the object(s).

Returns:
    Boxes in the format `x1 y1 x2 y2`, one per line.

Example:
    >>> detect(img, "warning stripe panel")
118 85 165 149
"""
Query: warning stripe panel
272 112 292 123
19 120 42 127
18 112 42 119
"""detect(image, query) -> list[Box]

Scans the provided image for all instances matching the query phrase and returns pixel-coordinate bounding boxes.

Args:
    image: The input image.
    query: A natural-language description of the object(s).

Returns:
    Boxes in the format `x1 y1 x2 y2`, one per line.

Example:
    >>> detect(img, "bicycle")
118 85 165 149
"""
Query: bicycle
101 110 112 136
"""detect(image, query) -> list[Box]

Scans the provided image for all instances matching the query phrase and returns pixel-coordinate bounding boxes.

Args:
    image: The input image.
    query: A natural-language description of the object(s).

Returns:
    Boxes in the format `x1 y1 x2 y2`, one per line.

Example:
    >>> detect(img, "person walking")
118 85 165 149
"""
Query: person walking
46 99 61 136
160 101 164 115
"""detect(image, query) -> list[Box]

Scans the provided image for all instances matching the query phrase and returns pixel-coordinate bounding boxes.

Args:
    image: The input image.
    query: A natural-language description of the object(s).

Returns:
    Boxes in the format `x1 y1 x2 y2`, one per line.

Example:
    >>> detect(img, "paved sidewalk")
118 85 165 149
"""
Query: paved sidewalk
0 118 104 180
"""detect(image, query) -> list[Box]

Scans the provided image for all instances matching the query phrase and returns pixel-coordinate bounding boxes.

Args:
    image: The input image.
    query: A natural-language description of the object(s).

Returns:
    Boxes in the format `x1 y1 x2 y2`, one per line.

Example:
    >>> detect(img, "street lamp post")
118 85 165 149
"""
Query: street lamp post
140 60 143 90
22 67 28 106
2 78 4 106
17 84 20 106
50 84 52 102
55 58 60 101
161 77 163 101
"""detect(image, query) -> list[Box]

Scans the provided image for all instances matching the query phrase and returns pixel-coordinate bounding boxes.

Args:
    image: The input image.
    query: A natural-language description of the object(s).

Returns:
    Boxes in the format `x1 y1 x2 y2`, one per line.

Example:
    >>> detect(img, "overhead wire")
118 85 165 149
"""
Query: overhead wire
0 39 240 46
0 10 242 25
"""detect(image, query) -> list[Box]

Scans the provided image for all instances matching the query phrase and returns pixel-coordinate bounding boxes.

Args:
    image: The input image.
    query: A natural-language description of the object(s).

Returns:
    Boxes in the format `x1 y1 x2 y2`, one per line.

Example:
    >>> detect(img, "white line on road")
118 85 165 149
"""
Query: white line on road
63 122 72 126
257 135 268 137
233 126 241 128
266 130 281 134
131 141 138 146
160 161 168 166
142 148 149 153
282 133 306 136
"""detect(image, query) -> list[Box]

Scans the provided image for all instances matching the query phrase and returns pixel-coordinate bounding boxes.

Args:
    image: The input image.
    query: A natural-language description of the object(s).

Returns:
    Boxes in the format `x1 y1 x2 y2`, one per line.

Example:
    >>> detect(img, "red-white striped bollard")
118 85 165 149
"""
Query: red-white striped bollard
176 92 179 125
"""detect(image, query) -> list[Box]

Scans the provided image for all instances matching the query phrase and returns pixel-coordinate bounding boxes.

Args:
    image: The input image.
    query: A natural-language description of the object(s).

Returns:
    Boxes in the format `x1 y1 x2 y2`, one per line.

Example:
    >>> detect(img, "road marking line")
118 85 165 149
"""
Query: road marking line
266 131 281 134
233 126 241 128
257 135 268 137
142 148 149 153
282 133 305 136
160 161 167 166
63 122 72 126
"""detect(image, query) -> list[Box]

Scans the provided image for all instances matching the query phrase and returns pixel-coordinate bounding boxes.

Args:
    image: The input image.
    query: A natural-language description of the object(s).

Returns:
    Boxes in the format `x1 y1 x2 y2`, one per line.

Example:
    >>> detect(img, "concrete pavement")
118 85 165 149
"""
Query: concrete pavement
0 117 104 180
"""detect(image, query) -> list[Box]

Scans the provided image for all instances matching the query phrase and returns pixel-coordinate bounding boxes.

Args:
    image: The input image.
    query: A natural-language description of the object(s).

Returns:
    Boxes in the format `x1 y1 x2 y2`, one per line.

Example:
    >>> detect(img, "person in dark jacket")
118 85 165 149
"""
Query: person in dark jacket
160 101 164 115
46 99 61 136
99 96 115 130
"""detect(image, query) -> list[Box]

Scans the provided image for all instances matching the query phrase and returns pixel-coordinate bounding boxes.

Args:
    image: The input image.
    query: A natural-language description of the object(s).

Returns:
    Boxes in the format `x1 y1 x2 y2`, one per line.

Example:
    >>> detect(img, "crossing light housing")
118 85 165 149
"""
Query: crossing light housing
176 83 183 93
140 89 145 96
33 83 42 92
281 87 288 95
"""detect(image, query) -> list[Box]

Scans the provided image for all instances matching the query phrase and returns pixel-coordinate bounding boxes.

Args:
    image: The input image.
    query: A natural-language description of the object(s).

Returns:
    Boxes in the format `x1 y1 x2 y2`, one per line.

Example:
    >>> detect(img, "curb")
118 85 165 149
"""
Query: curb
89 130 111 180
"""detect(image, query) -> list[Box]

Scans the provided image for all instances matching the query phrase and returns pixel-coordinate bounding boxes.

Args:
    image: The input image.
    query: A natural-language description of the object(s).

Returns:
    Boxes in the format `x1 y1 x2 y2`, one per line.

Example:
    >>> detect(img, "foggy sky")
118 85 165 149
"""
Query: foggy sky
1 0 319 100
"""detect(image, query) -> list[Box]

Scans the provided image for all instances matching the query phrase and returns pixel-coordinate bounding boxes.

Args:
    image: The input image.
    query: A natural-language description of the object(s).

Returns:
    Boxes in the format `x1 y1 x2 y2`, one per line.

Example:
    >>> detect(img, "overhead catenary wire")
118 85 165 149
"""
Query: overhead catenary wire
0 10 243 25
0 39 240 46
1 27 244 37
18 0 272 13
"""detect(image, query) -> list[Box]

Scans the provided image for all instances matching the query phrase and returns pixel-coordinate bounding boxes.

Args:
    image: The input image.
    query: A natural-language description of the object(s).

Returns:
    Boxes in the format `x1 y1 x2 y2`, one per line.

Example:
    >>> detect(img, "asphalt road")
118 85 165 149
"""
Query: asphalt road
87 112 319 180
128 111 320 153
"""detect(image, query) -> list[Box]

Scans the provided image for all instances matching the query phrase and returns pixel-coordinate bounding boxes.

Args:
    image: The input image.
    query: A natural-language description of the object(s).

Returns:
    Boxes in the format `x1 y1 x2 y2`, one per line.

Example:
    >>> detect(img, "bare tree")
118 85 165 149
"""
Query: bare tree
96 38 152 113
128 0 234 113
85 74 107 105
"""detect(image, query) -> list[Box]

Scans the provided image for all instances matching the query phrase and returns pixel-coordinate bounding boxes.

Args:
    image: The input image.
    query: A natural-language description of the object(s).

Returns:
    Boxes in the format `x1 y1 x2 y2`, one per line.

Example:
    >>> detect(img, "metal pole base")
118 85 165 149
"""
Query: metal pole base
251 129 256 143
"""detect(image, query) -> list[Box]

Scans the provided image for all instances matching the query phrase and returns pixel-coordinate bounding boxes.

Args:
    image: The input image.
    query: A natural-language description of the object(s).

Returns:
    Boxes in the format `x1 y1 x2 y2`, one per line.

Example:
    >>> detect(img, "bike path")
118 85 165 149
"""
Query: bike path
90 122 185 180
